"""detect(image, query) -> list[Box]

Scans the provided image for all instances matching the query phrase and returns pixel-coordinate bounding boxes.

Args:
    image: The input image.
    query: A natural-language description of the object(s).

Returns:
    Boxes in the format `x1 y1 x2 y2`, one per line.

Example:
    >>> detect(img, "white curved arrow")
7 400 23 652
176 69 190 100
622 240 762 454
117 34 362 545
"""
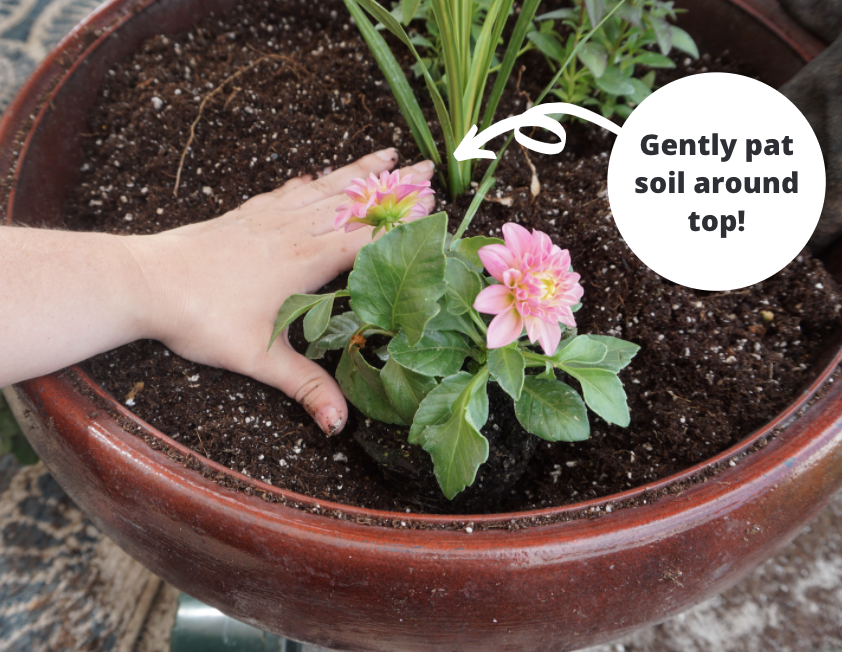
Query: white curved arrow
454 102 622 161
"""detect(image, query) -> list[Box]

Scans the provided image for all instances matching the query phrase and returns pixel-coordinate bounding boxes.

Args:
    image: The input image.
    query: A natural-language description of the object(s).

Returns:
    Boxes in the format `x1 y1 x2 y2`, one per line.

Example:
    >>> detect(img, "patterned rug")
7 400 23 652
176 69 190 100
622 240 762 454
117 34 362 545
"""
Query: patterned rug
0 455 161 652
0 0 101 111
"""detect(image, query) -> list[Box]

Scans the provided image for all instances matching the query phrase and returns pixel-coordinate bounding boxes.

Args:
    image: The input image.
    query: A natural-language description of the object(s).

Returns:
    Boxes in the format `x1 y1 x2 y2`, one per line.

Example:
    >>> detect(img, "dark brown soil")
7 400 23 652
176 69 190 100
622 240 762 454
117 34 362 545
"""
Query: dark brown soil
64 0 842 515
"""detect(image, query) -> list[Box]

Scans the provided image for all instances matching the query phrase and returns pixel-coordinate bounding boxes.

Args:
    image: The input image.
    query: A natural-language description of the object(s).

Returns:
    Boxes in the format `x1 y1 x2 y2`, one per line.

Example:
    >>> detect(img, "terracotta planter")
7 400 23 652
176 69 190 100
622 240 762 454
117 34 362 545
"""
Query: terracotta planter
1 1 837 650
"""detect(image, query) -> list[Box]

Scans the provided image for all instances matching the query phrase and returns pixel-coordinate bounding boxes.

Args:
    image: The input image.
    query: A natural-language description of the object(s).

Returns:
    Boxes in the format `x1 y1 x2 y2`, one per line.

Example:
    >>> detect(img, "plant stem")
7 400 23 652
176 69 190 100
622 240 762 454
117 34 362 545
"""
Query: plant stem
522 350 552 365
452 175 497 243
469 310 489 335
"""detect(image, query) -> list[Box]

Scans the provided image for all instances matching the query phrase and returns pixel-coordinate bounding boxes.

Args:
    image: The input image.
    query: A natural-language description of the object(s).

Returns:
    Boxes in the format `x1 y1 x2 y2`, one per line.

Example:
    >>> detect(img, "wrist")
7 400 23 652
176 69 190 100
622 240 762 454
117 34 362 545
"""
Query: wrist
115 233 187 344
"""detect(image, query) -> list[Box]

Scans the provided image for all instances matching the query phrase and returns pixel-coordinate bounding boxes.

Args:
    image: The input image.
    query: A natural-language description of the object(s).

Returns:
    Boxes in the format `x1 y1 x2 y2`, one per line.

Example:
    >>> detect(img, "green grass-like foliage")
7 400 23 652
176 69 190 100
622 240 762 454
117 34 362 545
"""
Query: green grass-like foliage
0 393 38 466
270 214 640 500
344 0 542 197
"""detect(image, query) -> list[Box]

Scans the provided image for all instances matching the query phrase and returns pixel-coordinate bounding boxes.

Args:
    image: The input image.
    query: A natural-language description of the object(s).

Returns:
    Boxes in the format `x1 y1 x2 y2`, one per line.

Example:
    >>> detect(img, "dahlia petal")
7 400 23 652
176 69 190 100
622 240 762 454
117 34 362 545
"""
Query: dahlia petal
473 284 515 315
487 309 524 349
409 204 430 218
539 320 562 356
334 209 352 230
502 223 534 260
478 244 517 281
534 230 553 257
344 220 368 233
502 269 522 288
345 186 368 200
555 305 576 327
524 314 543 344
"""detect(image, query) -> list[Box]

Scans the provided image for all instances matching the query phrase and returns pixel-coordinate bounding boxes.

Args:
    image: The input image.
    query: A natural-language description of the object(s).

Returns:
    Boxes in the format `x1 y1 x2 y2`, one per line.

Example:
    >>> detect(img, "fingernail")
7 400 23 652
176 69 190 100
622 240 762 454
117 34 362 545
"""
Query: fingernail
376 147 398 162
317 406 344 436
412 160 435 173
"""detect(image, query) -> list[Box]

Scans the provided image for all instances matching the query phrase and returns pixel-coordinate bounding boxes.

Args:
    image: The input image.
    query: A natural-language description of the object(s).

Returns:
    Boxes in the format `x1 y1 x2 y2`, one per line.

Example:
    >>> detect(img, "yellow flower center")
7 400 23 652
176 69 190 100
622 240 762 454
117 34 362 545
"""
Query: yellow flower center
540 275 557 301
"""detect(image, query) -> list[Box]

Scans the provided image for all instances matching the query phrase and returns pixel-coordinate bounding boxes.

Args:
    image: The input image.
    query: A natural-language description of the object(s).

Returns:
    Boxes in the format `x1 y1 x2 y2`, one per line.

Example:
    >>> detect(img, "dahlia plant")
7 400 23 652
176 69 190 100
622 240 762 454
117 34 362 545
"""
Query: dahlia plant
270 176 638 500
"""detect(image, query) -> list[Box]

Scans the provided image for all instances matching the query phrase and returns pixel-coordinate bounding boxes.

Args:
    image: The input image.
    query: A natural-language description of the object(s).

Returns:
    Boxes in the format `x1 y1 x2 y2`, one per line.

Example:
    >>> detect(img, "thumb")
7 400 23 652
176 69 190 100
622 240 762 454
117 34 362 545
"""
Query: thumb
253 338 348 436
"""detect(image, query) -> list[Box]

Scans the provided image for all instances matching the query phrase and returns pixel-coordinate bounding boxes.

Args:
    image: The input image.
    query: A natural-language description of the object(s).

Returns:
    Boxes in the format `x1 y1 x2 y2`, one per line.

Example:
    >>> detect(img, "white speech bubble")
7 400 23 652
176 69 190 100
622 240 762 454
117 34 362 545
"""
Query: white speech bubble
606 73 825 291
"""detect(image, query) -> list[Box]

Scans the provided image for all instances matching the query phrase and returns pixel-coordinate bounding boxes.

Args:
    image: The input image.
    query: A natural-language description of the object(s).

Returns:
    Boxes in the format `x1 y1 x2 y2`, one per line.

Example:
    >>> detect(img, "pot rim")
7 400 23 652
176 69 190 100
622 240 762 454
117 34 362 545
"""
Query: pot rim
2 0 838 528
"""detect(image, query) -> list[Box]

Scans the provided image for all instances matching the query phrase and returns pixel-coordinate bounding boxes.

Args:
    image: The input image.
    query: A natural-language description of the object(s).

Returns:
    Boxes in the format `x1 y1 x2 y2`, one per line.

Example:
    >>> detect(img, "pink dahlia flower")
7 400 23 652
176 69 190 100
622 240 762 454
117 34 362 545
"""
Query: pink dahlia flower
473 223 584 355
334 170 434 234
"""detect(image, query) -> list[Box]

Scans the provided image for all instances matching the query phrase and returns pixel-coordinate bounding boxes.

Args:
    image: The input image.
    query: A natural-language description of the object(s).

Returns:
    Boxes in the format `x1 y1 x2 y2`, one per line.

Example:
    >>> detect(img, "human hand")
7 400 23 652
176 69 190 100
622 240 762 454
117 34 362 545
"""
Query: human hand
125 149 436 435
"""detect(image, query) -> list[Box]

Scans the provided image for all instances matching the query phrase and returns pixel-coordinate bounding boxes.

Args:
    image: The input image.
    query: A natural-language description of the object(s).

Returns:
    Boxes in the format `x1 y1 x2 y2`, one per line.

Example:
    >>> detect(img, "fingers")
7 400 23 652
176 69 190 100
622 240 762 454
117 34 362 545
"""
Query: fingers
280 148 400 210
304 159 437 237
269 175 313 198
251 339 348 436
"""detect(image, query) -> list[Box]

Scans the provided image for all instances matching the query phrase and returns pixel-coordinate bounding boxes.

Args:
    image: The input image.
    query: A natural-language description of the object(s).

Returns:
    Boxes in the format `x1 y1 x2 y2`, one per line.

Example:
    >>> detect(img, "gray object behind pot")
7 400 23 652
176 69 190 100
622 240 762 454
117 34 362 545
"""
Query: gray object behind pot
780 0 842 42
779 0 842 253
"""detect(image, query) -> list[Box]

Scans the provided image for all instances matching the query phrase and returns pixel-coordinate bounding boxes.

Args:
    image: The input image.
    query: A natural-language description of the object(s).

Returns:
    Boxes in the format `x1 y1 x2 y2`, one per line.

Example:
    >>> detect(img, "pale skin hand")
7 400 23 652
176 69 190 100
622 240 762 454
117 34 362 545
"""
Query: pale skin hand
0 148 435 435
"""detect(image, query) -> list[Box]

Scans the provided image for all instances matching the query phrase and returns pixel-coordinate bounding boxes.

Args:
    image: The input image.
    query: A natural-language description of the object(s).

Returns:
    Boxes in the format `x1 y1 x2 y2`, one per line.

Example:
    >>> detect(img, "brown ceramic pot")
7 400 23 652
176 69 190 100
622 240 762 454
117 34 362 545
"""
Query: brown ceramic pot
1 1 837 650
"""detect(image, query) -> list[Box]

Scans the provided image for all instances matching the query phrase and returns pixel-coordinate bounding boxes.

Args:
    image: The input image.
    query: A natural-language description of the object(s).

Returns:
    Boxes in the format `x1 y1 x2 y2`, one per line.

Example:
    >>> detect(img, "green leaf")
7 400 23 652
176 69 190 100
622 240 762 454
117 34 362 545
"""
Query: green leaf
595 66 636 96
381 358 438 424
626 77 652 104
409 371 489 444
455 236 504 268
614 103 633 120
343 0 441 166
269 294 332 349
537 363 556 380
641 70 657 89
463 0 513 127
401 0 423 24
515 376 590 442
584 0 604 26
649 15 673 55
419 369 490 499
535 8 578 21
312 312 364 351
426 303 482 341
488 346 525 401
388 330 471 377
631 51 676 69
527 31 565 61
563 366 630 426
613 1 643 27
670 25 698 58
481 0 542 132
305 341 328 360
337 348 406 425
352 0 454 195
580 335 640 372
552 335 607 367
354 0 413 46
445 257 483 316
303 295 335 342
410 35 435 48
349 212 448 345
578 42 608 78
